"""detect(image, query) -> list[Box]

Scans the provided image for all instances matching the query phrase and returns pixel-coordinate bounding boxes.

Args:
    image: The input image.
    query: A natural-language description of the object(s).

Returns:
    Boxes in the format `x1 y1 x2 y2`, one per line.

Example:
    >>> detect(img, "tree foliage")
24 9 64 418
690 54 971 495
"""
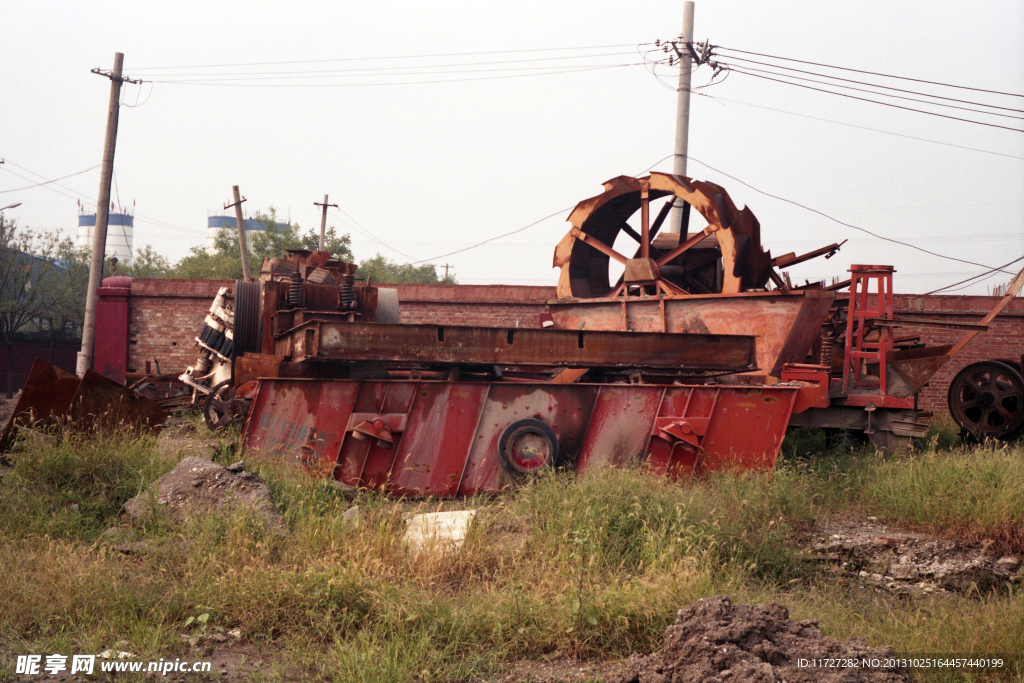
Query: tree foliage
356 254 456 284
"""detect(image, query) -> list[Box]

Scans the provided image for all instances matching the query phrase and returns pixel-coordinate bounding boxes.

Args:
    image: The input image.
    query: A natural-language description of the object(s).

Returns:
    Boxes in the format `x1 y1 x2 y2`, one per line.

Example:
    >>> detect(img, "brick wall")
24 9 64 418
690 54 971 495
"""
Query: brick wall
892 294 1024 416
110 279 1023 417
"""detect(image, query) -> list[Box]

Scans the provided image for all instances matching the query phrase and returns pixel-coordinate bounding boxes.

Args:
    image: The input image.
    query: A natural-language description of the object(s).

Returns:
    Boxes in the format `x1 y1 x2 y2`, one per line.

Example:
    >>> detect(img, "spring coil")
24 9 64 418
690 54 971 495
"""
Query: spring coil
820 336 834 368
340 273 355 309
288 272 304 308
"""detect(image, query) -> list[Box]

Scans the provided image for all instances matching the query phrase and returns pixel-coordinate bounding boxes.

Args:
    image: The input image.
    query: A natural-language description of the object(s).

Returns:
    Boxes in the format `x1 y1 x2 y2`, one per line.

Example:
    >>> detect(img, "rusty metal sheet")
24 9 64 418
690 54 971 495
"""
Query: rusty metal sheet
386 383 490 496
576 386 665 474
359 382 419 489
697 386 796 473
458 384 600 495
549 290 833 377
277 321 758 373
1 360 166 452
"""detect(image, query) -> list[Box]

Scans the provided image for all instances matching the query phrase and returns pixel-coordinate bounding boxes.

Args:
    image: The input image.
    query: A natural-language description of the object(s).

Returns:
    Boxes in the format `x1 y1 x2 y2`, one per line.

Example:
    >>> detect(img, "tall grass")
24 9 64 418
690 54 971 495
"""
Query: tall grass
0 426 1022 681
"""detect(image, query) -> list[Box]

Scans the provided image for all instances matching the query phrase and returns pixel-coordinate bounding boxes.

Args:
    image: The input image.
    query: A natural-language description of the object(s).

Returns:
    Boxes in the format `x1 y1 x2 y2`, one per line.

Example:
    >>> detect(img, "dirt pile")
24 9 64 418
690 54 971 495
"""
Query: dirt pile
609 596 906 683
811 519 1021 595
123 457 281 526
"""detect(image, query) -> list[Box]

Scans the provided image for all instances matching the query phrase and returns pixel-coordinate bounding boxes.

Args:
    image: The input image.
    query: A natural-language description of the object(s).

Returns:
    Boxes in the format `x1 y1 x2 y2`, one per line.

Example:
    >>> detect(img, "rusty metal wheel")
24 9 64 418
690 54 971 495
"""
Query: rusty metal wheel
204 380 246 432
947 361 1024 440
498 419 559 474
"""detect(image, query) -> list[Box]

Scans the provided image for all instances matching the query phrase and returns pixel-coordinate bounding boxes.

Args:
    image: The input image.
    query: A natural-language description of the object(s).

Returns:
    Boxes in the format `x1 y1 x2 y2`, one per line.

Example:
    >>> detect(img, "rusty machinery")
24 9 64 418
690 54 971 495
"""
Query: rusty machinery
550 173 1024 450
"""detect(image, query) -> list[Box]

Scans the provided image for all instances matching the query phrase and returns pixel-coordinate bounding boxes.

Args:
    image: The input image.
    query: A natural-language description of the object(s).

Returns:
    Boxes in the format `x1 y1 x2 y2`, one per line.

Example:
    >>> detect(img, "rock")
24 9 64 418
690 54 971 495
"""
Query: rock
123 456 281 527
329 479 359 501
609 596 907 683
404 510 476 555
341 505 361 529
226 461 245 473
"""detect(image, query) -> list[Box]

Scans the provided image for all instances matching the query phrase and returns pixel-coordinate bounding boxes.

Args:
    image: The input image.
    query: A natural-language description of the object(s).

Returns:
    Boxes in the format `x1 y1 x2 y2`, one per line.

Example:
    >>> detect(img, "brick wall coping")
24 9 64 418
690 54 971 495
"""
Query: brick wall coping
129 279 233 298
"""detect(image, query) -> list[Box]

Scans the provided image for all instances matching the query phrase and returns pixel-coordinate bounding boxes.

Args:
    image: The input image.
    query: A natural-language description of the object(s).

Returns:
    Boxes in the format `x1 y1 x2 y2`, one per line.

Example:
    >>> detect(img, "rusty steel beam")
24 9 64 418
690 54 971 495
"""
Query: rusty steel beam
274 321 758 372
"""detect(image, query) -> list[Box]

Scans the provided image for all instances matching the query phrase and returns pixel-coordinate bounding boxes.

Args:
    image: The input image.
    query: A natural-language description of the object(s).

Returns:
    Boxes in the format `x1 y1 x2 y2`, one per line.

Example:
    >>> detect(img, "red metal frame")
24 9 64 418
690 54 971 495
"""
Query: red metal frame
242 377 802 497
842 265 894 396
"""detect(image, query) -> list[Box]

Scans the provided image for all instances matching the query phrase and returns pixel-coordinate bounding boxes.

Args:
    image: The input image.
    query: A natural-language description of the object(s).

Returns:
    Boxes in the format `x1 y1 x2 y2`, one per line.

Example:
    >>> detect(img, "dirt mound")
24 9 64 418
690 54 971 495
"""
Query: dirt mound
811 518 1022 595
609 596 906 683
123 457 281 526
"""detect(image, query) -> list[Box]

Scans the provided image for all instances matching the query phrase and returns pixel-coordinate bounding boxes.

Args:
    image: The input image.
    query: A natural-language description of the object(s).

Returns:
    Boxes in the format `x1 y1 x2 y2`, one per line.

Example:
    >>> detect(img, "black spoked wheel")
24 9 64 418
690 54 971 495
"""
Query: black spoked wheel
498 419 559 474
204 380 245 432
948 361 1024 440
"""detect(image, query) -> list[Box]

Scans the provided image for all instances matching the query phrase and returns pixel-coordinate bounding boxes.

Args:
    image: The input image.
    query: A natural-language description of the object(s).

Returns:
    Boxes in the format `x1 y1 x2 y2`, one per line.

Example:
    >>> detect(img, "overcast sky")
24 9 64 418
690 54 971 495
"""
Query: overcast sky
2 0 1022 294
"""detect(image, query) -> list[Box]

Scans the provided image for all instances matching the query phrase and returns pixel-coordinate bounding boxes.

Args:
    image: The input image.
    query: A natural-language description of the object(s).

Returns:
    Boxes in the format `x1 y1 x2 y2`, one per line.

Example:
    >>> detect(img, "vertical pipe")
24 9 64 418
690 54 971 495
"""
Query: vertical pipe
667 1 695 235
233 185 252 279
77 52 124 377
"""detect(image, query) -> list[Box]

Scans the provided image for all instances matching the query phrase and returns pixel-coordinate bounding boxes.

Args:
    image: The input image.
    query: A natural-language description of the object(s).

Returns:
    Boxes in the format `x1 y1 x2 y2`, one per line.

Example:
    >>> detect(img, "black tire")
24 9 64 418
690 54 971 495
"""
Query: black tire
498 419 559 474
947 360 1024 440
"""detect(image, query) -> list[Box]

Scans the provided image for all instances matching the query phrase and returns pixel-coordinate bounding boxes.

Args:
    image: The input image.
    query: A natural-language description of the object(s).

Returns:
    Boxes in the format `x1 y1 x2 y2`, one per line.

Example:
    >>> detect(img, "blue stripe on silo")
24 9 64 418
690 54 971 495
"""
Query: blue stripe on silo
208 216 278 232
78 213 134 227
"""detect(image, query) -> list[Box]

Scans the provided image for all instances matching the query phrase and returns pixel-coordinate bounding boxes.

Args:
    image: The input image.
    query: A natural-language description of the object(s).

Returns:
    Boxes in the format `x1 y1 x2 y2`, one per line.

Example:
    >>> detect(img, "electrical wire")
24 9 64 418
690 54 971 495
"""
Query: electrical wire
693 94 1024 160
137 51 642 79
716 54 1024 113
924 255 1024 295
675 154 1017 275
152 62 643 88
129 43 654 71
0 165 100 193
718 62 1024 121
714 45 1024 99
724 68 1024 133
327 208 416 261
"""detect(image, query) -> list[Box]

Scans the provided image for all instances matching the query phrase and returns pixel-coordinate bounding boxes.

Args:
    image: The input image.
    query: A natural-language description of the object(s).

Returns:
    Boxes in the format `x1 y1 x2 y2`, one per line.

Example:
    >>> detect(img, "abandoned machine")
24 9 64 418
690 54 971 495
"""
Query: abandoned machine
4 173 1021 496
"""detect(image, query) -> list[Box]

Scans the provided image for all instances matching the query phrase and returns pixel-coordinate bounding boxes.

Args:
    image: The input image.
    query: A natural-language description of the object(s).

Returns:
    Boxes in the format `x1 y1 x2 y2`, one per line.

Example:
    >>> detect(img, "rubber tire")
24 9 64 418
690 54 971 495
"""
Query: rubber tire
498 419 559 474
947 360 1024 440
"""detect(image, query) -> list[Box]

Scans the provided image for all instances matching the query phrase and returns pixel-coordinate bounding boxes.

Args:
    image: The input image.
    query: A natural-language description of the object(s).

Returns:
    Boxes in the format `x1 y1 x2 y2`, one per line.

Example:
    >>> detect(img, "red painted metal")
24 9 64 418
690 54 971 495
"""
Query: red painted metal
242 377 800 496
94 276 133 383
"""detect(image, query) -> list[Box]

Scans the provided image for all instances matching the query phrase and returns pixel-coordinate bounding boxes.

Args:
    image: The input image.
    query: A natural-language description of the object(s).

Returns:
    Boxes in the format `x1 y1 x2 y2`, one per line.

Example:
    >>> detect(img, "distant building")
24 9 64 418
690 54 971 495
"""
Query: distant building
206 213 285 253
77 210 134 263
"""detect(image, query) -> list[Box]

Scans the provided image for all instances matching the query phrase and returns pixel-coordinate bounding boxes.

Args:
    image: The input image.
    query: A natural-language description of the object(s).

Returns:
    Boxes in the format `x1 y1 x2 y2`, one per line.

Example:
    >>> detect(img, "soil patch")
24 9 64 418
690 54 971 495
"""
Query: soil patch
123 456 281 527
810 518 1022 595
609 595 907 683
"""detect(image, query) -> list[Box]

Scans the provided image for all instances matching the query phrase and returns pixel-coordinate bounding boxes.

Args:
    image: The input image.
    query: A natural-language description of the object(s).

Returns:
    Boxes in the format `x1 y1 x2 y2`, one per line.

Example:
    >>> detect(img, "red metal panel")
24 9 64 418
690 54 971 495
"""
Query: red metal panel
576 386 664 475
94 280 132 384
336 381 390 485
386 383 490 496
644 386 699 479
698 386 797 473
458 384 599 495
360 382 419 489
243 380 359 474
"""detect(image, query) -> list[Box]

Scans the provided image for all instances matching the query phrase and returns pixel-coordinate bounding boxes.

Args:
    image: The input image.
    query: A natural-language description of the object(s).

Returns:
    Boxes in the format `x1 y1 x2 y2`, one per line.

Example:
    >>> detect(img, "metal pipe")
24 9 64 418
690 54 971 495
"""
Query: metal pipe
667 1 695 235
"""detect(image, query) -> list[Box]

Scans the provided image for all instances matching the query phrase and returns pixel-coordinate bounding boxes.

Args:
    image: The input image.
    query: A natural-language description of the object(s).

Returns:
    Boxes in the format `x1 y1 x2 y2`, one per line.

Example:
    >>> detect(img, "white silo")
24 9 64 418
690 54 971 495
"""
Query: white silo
77 209 134 263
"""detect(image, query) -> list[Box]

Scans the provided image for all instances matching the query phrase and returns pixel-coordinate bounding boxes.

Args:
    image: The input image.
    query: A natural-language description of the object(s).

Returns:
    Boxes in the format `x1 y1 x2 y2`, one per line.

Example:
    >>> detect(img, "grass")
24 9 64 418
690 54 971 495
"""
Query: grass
0 420 1022 681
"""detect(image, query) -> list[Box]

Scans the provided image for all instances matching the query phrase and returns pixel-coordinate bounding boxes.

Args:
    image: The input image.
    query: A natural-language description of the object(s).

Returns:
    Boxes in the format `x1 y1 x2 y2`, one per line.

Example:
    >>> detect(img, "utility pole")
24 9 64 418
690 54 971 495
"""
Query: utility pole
313 194 338 251
442 263 452 281
667 1 695 236
225 186 252 279
77 52 139 377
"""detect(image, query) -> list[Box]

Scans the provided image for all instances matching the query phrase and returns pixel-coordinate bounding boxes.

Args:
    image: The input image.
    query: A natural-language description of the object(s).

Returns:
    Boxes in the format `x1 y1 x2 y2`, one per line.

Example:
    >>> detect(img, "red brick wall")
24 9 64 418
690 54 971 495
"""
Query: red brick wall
892 294 1024 416
114 279 1023 417
126 279 232 374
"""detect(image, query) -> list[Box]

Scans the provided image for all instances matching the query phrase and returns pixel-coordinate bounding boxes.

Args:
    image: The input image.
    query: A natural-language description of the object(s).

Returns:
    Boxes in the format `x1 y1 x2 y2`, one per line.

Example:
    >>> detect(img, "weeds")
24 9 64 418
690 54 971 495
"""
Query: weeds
0 424 1022 681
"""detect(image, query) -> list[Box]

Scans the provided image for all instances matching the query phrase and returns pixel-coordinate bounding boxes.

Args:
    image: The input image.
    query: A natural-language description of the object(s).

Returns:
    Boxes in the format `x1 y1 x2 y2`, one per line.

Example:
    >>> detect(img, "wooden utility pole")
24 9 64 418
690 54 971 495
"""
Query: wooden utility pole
442 263 452 281
224 186 252 279
313 194 338 251
77 52 139 377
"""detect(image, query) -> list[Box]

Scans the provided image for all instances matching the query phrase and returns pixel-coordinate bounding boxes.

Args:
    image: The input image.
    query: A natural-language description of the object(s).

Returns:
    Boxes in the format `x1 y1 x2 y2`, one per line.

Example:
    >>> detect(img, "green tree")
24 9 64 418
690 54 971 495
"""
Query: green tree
0 216 66 396
121 244 172 278
173 208 355 280
356 254 457 284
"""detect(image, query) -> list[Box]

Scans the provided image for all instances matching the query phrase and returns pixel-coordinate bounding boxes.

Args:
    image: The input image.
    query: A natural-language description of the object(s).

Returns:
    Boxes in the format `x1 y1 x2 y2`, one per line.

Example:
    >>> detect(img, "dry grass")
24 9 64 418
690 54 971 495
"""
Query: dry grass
0 421 1021 682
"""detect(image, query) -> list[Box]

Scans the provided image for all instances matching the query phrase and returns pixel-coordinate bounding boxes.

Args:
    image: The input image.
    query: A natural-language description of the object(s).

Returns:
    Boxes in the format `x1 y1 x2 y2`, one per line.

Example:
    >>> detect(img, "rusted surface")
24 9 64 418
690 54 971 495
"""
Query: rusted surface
1 359 166 452
242 377 800 496
553 173 774 298
275 321 758 373
548 290 834 377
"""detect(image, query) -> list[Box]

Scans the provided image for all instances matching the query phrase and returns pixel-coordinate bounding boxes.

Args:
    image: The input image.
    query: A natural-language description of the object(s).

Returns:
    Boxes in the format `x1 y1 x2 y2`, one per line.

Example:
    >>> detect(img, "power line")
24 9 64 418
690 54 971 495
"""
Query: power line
925 255 1024 294
715 54 1024 114
714 45 1024 99
718 62 1024 121
695 94 1024 160
327 208 416 261
129 43 653 71
136 50 641 79
152 62 643 88
0 165 100 193
725 68 1024 133
677 154 1016 275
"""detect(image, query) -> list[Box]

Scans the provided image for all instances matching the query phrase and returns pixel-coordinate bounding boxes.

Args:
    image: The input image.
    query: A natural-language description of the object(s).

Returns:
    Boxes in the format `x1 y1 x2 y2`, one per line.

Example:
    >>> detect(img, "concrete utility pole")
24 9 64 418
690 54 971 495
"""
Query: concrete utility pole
313 194 338 251
667 1 695 236
225 186 252 279
78 52 136 377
